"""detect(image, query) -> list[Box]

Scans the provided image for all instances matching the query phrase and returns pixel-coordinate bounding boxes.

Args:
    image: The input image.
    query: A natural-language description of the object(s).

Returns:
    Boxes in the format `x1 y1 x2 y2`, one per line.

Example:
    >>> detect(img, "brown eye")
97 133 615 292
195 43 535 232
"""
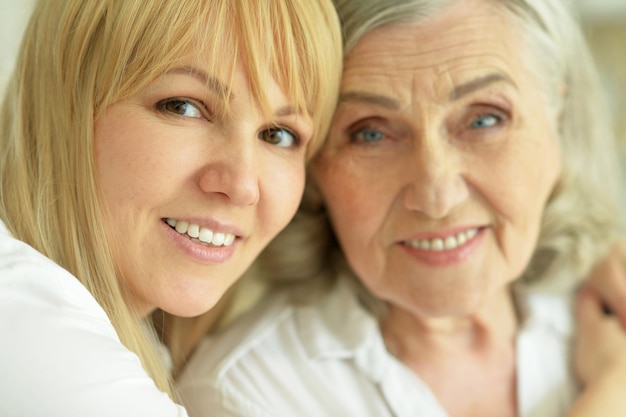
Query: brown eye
157 98 203 119
259 127 299 148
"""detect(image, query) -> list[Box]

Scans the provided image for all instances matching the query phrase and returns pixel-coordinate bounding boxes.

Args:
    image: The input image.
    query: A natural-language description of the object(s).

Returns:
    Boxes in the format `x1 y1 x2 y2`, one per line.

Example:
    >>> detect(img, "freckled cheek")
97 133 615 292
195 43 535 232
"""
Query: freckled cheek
96 153 154 209
321 178 379 249
263 163 306 230
95 130 140 193
102 136 177 202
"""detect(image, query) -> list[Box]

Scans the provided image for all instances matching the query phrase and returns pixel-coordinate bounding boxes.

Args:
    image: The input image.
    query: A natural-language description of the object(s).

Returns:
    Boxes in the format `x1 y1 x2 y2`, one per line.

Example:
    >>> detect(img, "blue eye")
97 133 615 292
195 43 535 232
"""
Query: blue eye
470 114 500 129
352 127 384 143
158 98 203 119
260 127 299 148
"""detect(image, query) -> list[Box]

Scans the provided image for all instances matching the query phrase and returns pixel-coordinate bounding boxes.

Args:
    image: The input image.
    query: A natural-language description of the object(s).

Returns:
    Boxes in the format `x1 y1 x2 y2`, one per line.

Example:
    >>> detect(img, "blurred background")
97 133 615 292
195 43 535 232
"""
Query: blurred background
1 0 624 204
575 0 626 161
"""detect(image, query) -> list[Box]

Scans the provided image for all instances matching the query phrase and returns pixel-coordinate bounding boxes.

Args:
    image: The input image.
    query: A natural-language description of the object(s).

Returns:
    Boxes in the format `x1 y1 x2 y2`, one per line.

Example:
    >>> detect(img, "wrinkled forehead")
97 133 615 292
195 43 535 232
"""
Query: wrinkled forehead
340 0 533 103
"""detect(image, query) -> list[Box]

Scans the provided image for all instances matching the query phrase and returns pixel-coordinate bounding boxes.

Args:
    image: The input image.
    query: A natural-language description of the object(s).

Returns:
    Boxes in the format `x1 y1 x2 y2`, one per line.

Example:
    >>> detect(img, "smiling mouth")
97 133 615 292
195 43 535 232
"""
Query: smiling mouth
164 218 235 247
404 227 480 251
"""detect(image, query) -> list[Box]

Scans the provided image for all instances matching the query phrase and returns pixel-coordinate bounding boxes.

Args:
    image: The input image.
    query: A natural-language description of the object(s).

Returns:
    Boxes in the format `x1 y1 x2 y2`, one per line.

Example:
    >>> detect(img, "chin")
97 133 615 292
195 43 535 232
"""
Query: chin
165 287 227 318
397 290 486 320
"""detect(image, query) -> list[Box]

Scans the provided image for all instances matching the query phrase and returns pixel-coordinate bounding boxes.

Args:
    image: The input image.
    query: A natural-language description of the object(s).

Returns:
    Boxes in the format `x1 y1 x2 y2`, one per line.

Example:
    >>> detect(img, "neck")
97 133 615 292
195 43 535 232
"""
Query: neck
382 284 518 359
381 285 519 417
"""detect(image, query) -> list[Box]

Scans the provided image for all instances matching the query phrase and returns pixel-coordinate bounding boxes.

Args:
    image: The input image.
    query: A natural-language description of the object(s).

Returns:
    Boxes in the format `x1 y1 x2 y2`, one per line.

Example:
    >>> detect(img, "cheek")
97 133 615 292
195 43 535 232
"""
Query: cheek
484 136 561 277
262 161 306 233
95 121 146 206
477 127 561 218
95 122 177 214
314 160 383 260
94 125 135 236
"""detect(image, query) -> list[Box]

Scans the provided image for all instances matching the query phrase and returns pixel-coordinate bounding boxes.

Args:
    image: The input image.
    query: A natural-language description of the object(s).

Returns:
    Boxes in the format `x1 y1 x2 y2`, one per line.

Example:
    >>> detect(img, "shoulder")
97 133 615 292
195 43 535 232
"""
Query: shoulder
181 290 300 384
178 291 302 415
178 282 382 416
0 223 188 417
180 281 371 384
0 221 111 327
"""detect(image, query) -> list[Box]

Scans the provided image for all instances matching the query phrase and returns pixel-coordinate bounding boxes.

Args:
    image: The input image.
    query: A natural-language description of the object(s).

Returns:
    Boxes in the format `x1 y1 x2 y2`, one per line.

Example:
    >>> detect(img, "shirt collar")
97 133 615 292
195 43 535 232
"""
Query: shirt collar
515 289 574 337
295 279 380 359
295 279 392 382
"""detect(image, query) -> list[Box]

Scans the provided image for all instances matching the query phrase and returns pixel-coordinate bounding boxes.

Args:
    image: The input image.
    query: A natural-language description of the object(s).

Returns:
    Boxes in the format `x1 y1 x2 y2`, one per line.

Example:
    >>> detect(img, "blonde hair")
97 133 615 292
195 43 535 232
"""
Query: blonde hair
0 0 341 397
258 0 624 312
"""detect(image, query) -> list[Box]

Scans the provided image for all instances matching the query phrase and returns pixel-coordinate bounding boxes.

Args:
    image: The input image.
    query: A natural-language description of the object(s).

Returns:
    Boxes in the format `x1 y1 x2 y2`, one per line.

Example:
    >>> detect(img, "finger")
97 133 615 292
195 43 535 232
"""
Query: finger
598 274 626 324
576 286 604 326
603 243 626 322
585 258 626 326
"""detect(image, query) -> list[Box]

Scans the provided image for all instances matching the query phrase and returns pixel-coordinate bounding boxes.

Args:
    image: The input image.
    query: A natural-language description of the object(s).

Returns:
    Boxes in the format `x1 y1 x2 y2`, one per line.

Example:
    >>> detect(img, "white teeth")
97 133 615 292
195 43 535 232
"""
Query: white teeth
198 228 213 243
444 236 456 250
406 228 479 252
175 221 189 234
212 232 225 246
431 238 444 251
165 218 236 247
187 223 200 238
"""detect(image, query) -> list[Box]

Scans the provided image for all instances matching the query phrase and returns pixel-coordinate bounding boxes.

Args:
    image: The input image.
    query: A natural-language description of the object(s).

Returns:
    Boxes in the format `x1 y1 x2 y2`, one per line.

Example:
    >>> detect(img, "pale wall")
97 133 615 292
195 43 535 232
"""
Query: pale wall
0 0 36 95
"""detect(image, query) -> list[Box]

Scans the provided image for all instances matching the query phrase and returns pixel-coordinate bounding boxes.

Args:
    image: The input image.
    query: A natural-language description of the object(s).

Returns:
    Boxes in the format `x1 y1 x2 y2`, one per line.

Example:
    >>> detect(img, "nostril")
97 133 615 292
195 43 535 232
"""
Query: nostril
402 174 468 219
197 164 260 206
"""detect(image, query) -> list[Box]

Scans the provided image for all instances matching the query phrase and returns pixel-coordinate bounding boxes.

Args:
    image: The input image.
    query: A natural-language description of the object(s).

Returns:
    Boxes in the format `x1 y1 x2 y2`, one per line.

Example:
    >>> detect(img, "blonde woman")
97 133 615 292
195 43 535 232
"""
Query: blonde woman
0 0 341 415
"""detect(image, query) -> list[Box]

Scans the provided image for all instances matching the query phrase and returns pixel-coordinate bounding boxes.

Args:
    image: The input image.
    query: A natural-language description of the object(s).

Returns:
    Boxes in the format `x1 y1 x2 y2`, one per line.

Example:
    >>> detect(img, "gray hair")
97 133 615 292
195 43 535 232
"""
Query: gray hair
257 0 624 312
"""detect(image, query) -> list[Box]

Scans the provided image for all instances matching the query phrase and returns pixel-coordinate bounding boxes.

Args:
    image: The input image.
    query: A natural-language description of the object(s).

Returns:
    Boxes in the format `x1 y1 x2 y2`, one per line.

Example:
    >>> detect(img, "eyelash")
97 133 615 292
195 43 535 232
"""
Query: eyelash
350 126 385 144
157 98 302 149
346 116 392 145
470 112 503 129
261 126 302 149
156 97 209 120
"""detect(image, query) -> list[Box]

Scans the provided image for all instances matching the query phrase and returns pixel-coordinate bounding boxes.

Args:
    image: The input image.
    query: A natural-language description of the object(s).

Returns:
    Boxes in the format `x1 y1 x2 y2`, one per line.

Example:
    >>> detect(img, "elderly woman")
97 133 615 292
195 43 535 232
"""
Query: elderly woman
178 0 626 416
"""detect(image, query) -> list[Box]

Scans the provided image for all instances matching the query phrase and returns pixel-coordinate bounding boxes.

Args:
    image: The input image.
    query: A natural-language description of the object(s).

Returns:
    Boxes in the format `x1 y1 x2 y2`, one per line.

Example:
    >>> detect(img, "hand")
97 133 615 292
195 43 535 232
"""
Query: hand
574 287 626 386
582 241 626 327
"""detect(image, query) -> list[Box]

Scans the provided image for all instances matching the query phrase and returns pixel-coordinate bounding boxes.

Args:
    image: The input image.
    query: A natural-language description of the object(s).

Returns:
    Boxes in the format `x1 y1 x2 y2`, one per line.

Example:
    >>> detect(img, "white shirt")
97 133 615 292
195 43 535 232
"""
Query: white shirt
0 220 189 417
178 280 577 417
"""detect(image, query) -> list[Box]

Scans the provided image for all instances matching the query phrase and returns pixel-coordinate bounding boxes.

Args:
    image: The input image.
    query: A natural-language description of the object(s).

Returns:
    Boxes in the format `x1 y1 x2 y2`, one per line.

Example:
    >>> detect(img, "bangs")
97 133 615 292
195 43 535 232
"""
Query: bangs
91 0 340 155
195 0 341 157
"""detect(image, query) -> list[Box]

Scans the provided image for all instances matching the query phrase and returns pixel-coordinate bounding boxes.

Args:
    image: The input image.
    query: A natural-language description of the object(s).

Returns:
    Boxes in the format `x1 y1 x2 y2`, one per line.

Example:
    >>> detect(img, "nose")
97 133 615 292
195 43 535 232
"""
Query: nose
197 135 260 206
402 132 469 219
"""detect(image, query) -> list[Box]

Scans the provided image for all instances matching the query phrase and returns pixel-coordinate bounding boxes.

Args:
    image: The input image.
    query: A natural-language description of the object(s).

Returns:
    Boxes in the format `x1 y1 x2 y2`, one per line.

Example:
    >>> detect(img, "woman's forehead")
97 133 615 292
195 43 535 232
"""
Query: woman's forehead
341 15 527 99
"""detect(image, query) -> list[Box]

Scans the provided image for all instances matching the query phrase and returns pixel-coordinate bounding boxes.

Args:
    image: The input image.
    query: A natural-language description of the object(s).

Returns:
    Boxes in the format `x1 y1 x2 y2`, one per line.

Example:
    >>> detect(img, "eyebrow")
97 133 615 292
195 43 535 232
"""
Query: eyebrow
166 67 309 121
338 72 516 110
166 66 233 101
449 72 516 101
274 106 302 118
338 91 400 110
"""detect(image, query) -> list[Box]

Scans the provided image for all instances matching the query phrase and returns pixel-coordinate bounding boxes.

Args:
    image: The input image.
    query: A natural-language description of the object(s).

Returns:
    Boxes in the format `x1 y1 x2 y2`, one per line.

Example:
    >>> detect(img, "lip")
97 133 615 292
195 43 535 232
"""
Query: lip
161 219 240 264
400 226 486 267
